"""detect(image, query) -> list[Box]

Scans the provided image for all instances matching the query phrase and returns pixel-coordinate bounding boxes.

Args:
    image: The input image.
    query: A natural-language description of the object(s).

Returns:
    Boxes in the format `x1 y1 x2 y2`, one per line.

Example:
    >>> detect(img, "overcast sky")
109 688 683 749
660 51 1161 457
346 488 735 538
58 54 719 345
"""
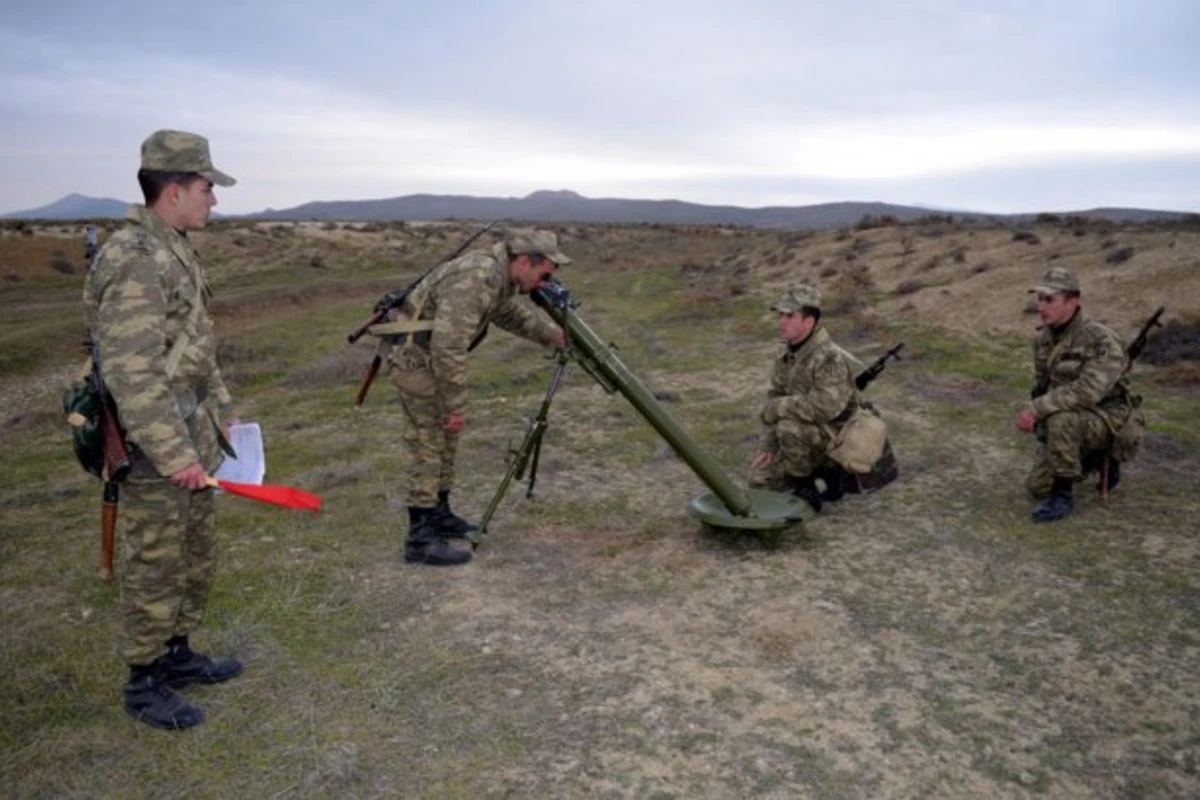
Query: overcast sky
2 0 1198 215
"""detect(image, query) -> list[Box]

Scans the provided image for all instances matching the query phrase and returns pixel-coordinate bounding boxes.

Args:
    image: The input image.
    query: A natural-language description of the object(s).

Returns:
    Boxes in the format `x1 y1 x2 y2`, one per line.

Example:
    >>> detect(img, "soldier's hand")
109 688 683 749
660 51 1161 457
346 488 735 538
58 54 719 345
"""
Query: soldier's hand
1016 407 1037 434
553 330 567 348
170 463 209 491
751 451 776 469
444 412 465 434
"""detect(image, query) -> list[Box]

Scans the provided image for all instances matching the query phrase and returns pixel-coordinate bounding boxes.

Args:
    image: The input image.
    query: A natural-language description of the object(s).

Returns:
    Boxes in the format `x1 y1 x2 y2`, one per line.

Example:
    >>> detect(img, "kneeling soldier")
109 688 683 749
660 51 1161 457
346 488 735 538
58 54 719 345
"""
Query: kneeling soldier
750 283 868 512
1017 267 1142 522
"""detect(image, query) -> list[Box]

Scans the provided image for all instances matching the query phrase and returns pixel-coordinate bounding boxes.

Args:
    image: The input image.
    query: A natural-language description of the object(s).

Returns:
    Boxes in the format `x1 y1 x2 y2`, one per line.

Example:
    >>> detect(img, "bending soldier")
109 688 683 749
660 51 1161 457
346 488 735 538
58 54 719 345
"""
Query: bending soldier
750 283 873 512
1016 267 1145 522
382 228 568 566
83 130 242 730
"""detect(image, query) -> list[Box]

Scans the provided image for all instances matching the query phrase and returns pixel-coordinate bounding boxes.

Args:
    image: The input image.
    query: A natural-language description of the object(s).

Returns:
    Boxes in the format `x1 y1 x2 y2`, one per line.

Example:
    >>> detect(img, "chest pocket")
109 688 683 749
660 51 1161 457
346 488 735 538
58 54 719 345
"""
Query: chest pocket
1051 352 1084 383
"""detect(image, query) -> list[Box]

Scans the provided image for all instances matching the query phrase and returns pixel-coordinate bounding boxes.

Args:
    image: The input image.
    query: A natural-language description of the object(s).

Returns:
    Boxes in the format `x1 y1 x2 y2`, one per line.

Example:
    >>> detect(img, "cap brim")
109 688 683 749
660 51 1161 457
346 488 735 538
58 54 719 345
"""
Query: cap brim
200 168 237 188
1029 285 1058 295
771 304 800 313
546 252 572 266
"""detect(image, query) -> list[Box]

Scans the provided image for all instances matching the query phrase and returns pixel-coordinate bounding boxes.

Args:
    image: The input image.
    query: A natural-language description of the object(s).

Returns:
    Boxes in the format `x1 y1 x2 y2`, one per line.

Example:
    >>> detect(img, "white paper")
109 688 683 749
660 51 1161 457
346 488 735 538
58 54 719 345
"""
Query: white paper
213 422 265 485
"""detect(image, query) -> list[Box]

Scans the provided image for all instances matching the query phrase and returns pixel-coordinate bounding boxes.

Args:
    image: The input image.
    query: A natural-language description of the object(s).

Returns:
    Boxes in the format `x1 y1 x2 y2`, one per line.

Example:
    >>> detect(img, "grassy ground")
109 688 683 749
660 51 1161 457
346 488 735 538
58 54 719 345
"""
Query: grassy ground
1 219 1198 797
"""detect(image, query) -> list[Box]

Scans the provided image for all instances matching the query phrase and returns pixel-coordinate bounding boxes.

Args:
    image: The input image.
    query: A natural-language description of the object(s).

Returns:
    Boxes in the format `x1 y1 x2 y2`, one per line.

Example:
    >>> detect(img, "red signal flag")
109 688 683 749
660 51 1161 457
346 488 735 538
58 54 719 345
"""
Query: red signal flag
205 476 322 512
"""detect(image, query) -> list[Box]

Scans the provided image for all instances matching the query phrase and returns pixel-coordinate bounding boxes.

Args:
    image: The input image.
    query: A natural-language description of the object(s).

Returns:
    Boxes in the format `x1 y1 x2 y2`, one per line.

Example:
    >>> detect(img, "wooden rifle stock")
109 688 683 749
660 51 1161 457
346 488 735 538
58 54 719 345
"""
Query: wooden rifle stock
354 355 383 407
100 481 118 581
92 364 130 581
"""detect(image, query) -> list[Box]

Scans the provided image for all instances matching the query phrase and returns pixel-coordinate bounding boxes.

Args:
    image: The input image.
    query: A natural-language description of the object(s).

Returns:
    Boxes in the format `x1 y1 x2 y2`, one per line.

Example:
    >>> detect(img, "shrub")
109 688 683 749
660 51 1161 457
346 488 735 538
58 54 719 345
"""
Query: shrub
1106 247 1134 265
1012 231 1040 244
48 252 75 274
895 279 924 296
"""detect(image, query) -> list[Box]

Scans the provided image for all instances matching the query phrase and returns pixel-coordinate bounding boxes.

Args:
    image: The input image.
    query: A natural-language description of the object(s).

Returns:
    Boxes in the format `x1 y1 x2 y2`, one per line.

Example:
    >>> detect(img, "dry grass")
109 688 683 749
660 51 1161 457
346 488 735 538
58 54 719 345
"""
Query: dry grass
1 218 1198 797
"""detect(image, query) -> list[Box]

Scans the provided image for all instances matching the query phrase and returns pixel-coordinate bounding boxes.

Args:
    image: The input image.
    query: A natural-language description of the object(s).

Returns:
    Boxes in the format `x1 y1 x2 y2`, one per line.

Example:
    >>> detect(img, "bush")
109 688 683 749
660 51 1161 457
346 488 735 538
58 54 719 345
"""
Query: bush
1012 231 1041 244
48 252 75 275
1105 247 1134 265
894 279 924 296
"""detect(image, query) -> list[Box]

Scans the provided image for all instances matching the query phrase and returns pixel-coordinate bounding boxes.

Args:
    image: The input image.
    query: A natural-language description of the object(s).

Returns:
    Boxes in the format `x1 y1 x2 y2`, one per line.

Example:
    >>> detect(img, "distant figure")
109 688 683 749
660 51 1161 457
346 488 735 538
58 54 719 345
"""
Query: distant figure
377 229 569 566
1016 267 1146 522
84 224 98 263
83 129 242 730
748 283 892 511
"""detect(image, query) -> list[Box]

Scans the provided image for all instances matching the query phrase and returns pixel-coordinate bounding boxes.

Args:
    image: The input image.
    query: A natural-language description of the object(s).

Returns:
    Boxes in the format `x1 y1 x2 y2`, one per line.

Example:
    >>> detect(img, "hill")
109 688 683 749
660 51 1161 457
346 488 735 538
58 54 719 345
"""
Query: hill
1 193 129 220
247 189 1192 227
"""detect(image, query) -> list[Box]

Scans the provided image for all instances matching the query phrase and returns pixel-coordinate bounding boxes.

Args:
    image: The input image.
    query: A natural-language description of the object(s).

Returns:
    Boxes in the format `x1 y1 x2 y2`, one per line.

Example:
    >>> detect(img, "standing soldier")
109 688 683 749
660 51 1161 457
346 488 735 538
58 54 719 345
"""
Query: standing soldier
85 224 98 264
1016 267 1141 522
750 283 867 512
84 130 241 729
382 228 568 566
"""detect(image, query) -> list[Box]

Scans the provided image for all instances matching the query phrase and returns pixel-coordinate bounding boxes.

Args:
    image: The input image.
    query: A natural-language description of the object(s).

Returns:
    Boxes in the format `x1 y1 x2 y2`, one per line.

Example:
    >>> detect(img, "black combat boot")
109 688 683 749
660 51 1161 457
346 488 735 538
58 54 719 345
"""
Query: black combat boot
1032 478 1074 523
160 635 243 687
817 466 846 503
434 490 478 538
124 663 204 730
404 506 472 566
791 476 823 514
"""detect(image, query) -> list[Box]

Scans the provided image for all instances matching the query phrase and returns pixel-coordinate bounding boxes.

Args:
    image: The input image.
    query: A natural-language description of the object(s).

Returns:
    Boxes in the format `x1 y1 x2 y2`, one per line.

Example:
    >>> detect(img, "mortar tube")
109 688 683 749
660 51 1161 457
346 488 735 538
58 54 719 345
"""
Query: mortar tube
533 288 752 517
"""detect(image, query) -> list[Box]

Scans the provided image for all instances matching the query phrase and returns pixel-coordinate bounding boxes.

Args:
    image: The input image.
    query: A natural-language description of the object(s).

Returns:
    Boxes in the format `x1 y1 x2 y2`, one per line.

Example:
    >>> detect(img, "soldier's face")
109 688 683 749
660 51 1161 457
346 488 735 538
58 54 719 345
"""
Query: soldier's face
1036 292 1078 327
779 311 816 344
512 254 556 293
175 179 217 230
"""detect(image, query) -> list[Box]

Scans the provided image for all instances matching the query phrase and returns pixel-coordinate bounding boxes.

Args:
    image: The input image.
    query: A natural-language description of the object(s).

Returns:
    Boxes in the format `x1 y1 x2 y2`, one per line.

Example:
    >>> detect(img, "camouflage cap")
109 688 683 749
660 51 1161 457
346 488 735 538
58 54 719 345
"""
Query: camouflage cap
506 228 572 265
771 283 822 313
1029 266 1080 296
140 129 236 187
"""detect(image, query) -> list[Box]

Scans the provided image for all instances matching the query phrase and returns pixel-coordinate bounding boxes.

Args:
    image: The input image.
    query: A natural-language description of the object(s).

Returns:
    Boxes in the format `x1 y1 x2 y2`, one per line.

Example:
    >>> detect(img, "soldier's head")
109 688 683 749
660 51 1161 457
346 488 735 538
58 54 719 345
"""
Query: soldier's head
505 228 572 293
771 283 822 345
1029 267 1081 328
137 130 235 231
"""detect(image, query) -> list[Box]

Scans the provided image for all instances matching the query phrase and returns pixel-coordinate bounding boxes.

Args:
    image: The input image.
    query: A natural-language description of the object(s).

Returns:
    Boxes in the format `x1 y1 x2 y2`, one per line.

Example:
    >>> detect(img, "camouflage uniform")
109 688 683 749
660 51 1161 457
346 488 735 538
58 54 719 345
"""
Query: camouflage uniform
385 230 565 507
83 132 235 667
1025 302 1133 498
750 286 861 492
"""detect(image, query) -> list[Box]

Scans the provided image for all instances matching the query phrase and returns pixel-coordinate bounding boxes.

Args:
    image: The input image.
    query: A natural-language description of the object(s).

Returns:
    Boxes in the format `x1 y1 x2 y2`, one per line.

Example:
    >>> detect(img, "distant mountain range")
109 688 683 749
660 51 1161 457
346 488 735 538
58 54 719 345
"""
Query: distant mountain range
3 189 1192 228
2 193 130 220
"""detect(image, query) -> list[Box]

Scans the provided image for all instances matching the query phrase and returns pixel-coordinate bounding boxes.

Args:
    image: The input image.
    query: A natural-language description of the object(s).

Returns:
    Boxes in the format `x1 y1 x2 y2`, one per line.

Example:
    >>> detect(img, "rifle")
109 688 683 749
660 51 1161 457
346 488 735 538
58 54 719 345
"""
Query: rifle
854 343 904 391
472 349 571 547
347 222 495 346
90 344 131 580
1126 305 1165 364
350 223 495 407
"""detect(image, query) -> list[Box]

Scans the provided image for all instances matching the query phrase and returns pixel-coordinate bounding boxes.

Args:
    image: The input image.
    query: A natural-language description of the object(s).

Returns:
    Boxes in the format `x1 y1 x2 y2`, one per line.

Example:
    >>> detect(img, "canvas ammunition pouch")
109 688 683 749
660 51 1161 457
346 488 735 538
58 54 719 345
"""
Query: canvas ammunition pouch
826 406 888 475
843 438 900 494
1109 394 1146 462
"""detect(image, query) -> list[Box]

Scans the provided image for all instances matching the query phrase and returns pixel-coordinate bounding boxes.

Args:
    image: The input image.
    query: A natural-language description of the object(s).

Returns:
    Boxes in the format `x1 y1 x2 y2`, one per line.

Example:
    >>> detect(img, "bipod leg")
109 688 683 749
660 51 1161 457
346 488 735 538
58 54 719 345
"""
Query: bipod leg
470 350 571 549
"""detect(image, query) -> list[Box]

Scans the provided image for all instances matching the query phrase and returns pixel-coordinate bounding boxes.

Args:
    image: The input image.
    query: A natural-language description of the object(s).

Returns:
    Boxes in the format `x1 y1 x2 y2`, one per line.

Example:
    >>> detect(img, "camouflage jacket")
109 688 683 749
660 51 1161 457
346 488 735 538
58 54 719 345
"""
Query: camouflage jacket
83 204 232 477
1030 310 1131 424
759 326 860 451
390 241 560 414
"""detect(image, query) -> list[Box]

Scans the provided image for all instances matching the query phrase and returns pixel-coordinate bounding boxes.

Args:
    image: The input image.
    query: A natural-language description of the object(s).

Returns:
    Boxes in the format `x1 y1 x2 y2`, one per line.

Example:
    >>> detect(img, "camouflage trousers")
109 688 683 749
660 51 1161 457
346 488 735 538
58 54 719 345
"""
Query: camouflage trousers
118 478 216 665
749 418 834 491
389 355 460 508
1025 409 1113 498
